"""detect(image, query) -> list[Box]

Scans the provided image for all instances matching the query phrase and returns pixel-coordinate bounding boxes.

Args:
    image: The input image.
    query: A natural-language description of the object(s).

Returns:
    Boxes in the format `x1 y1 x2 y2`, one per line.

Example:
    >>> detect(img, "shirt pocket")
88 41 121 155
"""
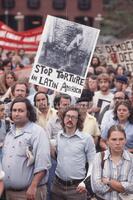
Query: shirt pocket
17 141 28 157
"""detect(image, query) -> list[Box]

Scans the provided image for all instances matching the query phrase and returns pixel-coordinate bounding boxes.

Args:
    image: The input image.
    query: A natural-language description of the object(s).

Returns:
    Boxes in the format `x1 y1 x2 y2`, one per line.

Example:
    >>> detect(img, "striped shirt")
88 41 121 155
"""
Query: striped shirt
91 149 133 200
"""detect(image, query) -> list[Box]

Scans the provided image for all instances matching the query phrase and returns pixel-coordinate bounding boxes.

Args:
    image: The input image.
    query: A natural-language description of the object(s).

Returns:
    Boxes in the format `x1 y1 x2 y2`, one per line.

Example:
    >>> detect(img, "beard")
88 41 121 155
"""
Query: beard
100 87 109 93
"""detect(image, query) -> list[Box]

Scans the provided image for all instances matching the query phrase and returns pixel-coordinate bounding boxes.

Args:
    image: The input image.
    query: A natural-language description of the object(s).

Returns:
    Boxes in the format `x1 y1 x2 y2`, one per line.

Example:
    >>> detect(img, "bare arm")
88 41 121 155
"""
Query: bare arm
102 178 125 193
0 181 4 197
26 171 46 200
109 179 125 193
76 162 93 194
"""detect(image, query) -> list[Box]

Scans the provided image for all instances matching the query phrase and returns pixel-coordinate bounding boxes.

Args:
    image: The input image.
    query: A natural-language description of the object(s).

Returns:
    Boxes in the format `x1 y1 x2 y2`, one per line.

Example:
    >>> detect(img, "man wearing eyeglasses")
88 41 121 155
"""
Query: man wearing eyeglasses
51 106 96 200
76 97 100 146
100 91 126 150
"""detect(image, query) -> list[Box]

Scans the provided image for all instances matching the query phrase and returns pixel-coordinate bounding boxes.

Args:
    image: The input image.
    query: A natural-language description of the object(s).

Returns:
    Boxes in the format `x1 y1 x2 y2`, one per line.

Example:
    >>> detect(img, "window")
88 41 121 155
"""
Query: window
27 0 40 9
77 0 91 10
103 0 111 4
24 15 42 30
75 16 93 26
2 0 15 9
53 0 66 10
0 15 17 30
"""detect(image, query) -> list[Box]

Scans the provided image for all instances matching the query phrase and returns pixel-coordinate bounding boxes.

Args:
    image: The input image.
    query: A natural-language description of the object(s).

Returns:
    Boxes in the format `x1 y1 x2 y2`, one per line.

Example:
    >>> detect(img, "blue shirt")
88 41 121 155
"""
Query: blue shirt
0 120 7 144
101 120 133 149
100 109 114 131
55 129 96 180
2 122 51 190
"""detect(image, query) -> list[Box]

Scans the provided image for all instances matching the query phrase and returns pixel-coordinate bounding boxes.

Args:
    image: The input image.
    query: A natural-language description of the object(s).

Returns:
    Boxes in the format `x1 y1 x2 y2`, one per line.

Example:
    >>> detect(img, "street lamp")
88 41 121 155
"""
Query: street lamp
4 9 9 25
94 13 103 29
14 12 24 31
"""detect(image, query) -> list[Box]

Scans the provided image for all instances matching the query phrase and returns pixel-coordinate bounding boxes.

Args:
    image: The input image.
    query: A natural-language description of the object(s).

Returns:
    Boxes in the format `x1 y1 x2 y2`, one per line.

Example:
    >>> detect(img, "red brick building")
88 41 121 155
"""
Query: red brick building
0 0 103 31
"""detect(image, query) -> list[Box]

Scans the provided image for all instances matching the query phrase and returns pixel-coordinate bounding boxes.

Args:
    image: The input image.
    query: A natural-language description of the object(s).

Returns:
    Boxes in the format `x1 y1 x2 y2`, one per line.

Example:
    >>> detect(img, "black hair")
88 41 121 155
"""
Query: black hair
10 97 37 122
0 101 4 105
61 106 84 131
58 93 71 106
33 92 49 106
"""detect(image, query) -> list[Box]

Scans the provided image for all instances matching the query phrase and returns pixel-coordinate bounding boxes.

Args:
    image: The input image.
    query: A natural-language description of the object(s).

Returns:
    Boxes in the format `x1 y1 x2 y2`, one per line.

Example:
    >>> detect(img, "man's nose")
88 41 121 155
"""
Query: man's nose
18 90 22 94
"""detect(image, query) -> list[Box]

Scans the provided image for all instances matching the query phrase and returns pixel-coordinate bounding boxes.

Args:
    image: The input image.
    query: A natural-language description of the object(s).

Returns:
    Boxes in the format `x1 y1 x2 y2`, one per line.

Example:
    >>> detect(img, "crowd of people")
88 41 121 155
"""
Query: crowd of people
0 48 133 200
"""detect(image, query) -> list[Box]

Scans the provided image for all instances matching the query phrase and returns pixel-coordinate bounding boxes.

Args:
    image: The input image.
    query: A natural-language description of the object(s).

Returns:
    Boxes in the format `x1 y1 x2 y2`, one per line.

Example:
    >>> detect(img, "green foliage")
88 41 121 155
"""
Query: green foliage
102 1 133 38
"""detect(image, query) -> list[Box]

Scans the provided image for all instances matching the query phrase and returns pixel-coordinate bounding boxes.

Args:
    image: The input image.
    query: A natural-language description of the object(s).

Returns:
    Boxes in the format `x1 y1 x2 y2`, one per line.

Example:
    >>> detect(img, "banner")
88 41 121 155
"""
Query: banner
0 21 43 52
95 39 133 72
29 15 100 97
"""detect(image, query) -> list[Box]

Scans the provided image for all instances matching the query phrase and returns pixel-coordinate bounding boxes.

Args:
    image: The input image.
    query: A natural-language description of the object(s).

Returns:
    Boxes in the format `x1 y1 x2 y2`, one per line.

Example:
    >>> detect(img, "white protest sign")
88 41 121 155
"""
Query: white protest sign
95 39 133 71
29 15 100 97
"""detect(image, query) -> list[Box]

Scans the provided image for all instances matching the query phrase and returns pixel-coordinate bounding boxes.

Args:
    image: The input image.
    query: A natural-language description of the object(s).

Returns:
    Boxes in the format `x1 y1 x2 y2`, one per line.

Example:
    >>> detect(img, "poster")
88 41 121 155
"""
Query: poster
95 39 133 71
29 15 100 97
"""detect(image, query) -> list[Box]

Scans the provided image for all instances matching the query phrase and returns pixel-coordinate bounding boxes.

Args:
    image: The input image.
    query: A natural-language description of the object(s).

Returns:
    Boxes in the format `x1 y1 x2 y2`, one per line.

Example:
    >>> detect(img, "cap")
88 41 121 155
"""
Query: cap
116 75 128 84
77 89 93 103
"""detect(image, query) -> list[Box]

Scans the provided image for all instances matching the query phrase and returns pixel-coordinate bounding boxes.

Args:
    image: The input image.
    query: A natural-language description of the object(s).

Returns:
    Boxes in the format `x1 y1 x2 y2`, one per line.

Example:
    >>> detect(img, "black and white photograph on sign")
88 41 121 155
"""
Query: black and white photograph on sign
37 15 100 77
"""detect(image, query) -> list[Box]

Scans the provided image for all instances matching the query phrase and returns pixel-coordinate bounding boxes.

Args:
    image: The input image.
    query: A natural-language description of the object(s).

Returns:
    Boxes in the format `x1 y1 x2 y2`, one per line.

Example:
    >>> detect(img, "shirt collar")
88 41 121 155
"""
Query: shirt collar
104 149 131 161
60 129 83 139
10 121 32 137
116 120 130 127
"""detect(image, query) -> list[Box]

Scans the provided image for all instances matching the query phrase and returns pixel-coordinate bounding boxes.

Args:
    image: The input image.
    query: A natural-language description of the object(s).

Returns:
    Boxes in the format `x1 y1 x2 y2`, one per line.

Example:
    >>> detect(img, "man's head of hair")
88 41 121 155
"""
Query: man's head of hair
0 100 4 106
61 105 84 131
11 80 29 97
58 94 71 105
10 97 36 122
34 92 49 107
97 73 110 83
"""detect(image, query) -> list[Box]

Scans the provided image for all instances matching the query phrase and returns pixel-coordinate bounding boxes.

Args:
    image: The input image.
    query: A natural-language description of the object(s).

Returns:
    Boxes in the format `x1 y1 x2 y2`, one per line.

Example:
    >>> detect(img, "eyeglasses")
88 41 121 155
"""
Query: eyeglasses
78 103 88 108
65 114 78 120
114 97 124 100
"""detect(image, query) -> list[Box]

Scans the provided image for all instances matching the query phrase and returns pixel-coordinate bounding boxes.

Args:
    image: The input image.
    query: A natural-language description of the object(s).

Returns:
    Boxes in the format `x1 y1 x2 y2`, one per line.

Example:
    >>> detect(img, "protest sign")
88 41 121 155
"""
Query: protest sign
29 15 100 97
95 39 133 72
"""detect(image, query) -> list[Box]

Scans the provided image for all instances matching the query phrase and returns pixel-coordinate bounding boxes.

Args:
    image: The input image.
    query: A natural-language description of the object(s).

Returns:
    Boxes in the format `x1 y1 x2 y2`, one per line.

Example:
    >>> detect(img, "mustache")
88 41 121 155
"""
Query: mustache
66 121 73 124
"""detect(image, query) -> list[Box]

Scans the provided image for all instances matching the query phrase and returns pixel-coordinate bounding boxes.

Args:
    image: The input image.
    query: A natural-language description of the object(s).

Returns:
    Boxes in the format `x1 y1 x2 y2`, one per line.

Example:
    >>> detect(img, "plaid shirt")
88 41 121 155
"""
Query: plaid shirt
91 149 133 200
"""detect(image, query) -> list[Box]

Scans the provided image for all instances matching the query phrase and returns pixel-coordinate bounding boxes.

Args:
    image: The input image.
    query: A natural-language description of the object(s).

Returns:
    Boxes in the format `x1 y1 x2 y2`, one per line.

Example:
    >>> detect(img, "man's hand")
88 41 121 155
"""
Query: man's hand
76 182 87 193
26 184 37 200
26 171 46 200
88 106 100 114
0 180 4 197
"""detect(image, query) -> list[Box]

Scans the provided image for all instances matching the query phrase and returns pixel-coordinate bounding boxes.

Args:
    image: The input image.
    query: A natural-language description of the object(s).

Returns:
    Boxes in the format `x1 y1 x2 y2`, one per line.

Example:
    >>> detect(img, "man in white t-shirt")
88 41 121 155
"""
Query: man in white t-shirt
90 73 114 124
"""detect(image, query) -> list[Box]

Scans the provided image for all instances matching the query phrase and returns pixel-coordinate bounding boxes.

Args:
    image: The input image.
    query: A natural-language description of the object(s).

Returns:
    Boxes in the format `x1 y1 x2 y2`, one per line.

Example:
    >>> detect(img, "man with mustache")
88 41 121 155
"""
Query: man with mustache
4 80 29 118
46 93 71 200
51 106 96 200
34 92 56 129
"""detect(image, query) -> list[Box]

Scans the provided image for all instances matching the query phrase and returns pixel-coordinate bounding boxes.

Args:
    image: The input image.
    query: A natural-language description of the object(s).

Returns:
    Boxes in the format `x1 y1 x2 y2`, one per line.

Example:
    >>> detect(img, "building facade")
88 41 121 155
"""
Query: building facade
0 0 103 31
